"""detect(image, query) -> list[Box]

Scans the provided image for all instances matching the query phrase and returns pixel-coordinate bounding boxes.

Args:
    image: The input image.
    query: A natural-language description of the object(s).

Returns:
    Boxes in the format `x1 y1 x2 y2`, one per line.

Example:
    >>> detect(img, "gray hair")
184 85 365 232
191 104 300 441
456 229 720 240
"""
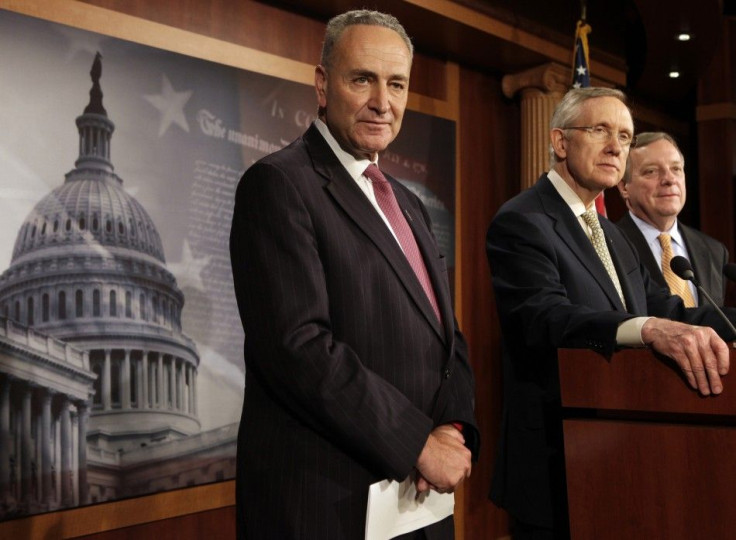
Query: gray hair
548 87 631 166
621 131 684 184
320 10 413 69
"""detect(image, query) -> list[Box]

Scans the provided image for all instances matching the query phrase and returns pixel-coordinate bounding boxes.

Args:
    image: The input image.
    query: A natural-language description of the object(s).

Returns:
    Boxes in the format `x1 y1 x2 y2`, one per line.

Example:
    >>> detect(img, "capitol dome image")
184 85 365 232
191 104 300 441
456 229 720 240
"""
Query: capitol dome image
0 53 235 518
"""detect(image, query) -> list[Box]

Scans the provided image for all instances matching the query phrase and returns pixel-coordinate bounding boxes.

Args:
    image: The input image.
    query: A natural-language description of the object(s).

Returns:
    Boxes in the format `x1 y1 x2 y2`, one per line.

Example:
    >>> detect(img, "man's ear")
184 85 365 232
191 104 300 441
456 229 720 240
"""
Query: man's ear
315 65 327 109
617 178 629 200
550 128 567 161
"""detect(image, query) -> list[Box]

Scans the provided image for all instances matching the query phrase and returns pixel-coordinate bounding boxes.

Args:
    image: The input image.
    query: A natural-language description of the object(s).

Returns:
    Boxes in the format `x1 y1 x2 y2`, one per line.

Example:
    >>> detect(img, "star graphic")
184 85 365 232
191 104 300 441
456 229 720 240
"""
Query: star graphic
167 239 211 292
576 65 587 76
144 74 193 137
572 82 582 89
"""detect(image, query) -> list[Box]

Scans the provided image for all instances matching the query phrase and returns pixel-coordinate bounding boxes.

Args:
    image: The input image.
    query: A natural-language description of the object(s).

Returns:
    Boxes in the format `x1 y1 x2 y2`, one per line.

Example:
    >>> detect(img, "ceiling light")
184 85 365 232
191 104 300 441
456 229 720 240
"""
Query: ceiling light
669 71 680 78
677 33 691 41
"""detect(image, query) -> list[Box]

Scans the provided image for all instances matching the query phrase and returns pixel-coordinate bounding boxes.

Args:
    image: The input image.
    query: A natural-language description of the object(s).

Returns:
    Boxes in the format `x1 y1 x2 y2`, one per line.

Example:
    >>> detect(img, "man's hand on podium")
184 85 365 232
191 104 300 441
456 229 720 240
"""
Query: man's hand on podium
642 318 730 396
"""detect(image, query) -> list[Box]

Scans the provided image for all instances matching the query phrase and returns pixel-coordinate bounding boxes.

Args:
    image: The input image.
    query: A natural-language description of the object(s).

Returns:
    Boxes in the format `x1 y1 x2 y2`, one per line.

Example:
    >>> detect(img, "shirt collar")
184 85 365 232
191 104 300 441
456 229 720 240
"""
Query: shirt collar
314 119 375 180
629 211 684 247
547 169 592 217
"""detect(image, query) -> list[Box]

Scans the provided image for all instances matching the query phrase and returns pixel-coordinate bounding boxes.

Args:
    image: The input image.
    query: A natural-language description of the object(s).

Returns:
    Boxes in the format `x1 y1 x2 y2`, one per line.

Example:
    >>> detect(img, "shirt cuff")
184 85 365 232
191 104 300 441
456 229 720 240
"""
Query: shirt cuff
616 316 652 347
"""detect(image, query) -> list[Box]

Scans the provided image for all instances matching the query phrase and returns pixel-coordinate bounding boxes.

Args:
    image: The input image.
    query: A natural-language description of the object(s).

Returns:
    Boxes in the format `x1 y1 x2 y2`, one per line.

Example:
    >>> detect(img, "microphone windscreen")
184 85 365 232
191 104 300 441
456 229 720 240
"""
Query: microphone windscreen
670 255 695 281
724 263 736 282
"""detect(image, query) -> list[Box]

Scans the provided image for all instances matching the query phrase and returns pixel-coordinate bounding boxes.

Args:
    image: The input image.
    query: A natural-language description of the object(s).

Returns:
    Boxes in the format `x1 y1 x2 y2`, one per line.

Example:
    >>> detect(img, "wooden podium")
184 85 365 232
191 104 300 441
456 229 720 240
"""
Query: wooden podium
559 347 736 539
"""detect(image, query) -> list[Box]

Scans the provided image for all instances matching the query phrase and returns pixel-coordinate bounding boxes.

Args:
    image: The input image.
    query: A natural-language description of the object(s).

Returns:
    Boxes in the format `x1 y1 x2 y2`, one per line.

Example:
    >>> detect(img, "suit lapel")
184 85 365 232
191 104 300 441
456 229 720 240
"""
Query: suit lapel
680 223 709 291
304 127 446 342
536 176 626 311
601 219 648 314
618 213 667 288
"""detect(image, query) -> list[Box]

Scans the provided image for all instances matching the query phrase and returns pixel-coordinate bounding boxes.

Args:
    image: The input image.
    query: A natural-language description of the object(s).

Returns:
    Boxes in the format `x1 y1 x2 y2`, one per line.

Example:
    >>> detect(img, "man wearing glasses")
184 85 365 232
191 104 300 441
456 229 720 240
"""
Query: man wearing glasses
485 87 736 539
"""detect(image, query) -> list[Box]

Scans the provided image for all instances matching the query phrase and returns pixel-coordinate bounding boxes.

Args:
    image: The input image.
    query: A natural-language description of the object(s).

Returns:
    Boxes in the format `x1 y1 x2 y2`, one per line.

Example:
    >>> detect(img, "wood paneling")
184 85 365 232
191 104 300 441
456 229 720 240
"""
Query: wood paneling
0 481 234 539
76 506 236 540
457 65 518 539
697 18 736 269
560 348 736 540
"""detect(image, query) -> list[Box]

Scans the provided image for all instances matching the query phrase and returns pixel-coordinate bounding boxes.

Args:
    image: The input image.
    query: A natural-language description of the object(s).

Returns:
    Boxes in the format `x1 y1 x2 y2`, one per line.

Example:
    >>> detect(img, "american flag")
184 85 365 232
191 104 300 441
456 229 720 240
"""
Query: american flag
572 20 591 89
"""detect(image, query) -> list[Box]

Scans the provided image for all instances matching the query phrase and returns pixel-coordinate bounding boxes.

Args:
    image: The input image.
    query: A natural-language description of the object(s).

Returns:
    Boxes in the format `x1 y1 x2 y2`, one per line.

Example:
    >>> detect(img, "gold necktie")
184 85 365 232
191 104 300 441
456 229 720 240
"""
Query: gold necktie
658 233 695 307
580 209 626 308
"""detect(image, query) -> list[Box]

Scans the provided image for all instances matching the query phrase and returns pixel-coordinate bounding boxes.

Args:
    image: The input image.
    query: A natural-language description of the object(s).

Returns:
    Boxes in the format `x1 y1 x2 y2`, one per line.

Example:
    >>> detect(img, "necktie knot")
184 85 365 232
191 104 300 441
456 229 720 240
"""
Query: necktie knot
581 208 600 230
364 164 388 185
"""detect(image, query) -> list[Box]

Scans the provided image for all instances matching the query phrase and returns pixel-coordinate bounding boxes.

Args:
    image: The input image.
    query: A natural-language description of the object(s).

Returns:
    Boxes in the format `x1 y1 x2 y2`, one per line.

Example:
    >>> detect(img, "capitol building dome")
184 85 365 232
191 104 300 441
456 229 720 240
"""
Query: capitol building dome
0 53 201 494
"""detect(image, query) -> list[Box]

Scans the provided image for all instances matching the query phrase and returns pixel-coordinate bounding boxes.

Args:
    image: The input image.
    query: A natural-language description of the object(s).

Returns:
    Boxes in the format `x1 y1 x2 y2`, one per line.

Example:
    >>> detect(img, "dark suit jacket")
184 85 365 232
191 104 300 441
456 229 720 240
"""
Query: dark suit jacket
485 174 736 532
617 212 729 306
230 123 478 539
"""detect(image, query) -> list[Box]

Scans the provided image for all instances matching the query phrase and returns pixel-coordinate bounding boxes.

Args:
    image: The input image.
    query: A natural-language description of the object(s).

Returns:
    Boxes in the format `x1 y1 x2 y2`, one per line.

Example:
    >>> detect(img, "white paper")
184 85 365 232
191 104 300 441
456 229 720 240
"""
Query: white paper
365 476 454 539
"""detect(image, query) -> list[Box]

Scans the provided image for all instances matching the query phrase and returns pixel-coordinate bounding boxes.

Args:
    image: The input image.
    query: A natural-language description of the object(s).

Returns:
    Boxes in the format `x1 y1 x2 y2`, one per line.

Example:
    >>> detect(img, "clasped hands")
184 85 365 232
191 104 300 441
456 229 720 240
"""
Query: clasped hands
642 317 731 396
415 424 472 495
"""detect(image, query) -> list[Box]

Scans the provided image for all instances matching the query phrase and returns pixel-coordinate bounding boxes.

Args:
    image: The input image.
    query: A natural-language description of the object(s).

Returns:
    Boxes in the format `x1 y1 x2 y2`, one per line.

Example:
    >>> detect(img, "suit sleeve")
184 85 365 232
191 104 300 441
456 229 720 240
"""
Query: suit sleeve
230 161 434 481
486 208 635 357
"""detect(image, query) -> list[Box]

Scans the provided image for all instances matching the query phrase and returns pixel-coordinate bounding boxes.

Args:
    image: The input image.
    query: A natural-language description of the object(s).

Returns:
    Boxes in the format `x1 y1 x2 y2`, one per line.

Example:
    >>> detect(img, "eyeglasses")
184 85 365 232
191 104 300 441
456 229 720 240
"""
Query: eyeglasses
564 125 637 148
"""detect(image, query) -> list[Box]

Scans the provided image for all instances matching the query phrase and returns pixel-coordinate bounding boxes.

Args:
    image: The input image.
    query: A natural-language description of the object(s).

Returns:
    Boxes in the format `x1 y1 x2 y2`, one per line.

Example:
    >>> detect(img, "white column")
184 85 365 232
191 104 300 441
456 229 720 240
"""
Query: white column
0 376 11 503
176 358 187 412
141 351 149 409
102 349 112 410
157 353 164 409
41 391 52 506
192 369 198 416
122 349 131 409
60 399 73 507
168 357 176 410
184 363 194 414
77 402 89 505
21 384 32 507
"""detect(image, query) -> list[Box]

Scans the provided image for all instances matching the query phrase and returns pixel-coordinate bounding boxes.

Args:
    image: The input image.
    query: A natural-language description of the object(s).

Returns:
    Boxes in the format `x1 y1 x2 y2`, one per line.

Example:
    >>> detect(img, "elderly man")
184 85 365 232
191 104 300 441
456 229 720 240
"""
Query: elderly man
617 131 730 306
230 9 478 540
486 87 736 539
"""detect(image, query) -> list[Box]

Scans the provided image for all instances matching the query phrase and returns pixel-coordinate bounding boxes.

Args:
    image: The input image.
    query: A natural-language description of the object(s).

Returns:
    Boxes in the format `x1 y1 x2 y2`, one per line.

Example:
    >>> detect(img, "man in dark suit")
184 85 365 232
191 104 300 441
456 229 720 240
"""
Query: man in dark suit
485 87 735 539
230 9 478 539
617 131 730 306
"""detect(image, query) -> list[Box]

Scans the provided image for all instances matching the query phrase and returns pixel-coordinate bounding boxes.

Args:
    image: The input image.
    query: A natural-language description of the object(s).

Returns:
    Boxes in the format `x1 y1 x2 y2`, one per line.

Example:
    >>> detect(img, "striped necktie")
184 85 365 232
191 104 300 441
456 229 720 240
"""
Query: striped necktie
658 233 696 307
364 164 442 323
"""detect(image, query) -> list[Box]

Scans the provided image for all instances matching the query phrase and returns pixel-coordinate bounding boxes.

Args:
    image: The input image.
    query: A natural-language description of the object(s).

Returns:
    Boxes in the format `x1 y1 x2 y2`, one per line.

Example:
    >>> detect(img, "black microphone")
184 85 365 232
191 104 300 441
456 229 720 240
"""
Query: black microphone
671 255 736 339
724 263 736 283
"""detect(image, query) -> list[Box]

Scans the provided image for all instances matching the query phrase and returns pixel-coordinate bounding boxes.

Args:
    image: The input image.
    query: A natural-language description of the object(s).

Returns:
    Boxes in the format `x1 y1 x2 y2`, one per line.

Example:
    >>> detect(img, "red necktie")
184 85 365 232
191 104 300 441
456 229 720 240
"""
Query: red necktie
364 164 442 323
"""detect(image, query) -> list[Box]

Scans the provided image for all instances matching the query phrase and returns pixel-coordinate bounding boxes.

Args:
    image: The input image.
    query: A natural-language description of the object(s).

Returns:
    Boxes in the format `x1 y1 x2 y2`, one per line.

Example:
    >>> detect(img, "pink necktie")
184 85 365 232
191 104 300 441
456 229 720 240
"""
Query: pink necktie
364 164 442 323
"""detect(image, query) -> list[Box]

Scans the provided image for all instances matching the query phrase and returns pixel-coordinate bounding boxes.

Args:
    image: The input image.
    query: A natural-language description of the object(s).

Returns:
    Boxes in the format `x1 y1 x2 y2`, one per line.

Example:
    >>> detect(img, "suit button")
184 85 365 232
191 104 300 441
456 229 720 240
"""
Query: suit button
444 368 451 379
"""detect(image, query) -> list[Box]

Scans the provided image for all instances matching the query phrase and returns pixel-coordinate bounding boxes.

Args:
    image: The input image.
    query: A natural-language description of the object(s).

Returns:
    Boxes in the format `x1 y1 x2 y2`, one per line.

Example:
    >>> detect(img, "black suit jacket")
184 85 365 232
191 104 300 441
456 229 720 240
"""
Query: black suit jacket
230 123 478 539
617 212 729 306
485 174 736 531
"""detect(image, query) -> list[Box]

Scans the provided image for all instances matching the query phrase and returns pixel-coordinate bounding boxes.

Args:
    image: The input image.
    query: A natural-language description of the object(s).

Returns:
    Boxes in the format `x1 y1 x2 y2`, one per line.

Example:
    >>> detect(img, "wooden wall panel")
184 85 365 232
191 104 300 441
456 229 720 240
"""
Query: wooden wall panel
698 18 736 269
76 506 236 540
457 66 519 540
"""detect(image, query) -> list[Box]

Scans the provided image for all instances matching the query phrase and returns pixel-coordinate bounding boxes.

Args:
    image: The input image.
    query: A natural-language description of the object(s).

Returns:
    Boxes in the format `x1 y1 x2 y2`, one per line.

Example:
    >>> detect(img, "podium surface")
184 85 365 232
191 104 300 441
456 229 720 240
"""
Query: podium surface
559 347 736 540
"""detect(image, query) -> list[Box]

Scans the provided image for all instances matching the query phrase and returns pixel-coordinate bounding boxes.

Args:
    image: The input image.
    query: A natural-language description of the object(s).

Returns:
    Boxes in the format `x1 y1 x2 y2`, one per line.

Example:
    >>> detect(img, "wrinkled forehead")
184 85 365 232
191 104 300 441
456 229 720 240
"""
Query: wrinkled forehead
576 96 634 131
632 139 685 168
